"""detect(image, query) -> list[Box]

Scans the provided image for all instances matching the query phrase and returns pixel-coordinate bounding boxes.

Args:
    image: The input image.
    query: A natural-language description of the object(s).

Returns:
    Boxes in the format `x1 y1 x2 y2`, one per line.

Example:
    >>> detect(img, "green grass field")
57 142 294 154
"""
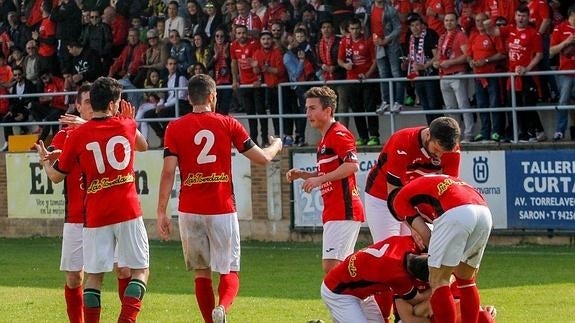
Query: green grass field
0 238 574 322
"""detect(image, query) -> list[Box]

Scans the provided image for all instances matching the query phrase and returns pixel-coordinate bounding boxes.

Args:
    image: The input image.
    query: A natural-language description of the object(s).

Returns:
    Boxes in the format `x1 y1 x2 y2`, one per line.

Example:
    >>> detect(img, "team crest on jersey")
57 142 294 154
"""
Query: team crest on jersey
483 39 490 47
320 145 326 154
431 158 440 166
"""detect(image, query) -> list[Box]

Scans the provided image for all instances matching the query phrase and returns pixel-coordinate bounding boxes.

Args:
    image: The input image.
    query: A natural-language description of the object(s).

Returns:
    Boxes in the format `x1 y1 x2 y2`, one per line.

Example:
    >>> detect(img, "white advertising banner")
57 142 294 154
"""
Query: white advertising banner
6 150 252 220
459 151 507 229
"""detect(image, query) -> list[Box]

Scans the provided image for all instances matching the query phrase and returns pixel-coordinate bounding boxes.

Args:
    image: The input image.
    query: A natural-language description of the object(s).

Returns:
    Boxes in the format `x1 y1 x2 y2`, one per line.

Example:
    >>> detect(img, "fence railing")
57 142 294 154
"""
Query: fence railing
1 70 574 144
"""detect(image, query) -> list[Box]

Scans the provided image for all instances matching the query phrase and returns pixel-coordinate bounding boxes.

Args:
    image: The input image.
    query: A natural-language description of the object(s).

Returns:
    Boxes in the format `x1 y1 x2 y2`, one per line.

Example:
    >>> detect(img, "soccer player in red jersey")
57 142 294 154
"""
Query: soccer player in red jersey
37 77 150 323
389 174 493 323
47 84 134 323
156 74 283 323
364 116 460 243
286 86 364 274
321 235 430 323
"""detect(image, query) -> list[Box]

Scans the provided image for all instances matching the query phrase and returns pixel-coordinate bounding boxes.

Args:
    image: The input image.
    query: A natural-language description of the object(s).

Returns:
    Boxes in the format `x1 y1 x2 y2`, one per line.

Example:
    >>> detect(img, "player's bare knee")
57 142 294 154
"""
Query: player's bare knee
428 267 452 290
453 262 477 281
65 271 83 288
194 268 212 279
115 266 131 279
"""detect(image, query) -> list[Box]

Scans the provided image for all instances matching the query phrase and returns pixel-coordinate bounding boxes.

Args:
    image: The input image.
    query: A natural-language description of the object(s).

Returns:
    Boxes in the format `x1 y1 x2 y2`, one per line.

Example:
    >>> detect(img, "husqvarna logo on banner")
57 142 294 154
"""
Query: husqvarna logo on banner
473 156 489 183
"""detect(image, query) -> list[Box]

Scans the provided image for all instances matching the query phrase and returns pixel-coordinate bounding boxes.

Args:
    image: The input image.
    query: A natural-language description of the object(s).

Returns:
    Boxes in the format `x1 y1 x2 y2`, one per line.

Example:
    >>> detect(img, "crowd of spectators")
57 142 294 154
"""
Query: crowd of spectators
0 0 574 150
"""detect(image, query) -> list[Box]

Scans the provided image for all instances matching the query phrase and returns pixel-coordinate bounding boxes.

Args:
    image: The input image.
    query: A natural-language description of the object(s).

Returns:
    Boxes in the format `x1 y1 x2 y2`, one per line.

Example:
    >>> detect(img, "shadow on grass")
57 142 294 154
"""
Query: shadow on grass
1 238 573 297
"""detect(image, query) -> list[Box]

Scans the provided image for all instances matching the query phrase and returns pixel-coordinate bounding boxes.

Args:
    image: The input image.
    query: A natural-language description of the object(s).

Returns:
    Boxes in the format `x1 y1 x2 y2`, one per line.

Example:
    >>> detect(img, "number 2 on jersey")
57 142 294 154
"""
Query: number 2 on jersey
195 130 217 164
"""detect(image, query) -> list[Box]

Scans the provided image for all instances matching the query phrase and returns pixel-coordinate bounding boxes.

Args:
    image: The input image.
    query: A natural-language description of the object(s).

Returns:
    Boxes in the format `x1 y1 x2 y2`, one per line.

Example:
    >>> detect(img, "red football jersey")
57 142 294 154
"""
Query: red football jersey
551 21 575 71
230 40 260 84
365 127 460 200
316 122 364 223
337 36 375 80
467 31 506 74
55 116 142 228
503 25 542 71
323 236 423 299
390 174 488 223
50 128 84 224
163 111 252 215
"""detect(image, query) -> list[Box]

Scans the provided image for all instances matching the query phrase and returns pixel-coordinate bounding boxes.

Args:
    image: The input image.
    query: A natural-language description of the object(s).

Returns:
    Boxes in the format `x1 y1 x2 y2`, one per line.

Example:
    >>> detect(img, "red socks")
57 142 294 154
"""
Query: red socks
430 285 457 323
195 277 215 323
65 285 83 323
118 277 131 302
478 309 495 323
373 289 394 323
83 307 101 323
118 297 142 323
218 271 240 310
456 277 480 323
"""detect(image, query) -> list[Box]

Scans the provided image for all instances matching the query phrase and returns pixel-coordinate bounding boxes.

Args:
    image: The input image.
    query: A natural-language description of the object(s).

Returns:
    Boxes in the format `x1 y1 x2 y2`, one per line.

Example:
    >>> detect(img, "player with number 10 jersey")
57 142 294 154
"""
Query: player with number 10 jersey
56 116 142 228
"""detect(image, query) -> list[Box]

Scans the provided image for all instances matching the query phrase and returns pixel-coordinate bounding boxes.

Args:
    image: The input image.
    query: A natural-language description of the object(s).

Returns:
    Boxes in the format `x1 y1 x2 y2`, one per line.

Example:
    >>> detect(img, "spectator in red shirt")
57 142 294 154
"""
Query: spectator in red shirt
425 0 454 35
499 5 546 142
337 17 379 146
550 3 575 141
467 12 506 142
33 1 58 75
231 24 267 146
252 30 287 139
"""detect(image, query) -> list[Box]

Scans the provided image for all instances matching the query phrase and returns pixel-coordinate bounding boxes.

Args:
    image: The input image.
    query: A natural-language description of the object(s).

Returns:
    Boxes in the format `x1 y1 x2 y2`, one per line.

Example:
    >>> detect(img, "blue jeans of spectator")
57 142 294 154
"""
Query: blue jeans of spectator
376 48 404 105
555 74 575 134
414 79 443 125
474 77 503 137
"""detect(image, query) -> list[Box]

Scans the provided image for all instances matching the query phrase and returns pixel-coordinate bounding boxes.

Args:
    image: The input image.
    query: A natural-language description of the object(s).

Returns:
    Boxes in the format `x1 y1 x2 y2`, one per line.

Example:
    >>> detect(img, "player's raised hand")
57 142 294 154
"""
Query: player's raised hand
119 99 136 118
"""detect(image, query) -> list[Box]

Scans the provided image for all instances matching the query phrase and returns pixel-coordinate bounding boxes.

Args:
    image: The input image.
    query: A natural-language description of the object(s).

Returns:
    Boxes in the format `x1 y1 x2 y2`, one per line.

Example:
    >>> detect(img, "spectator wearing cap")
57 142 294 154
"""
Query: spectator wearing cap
134 28 169 87
253 29 287 140
199 1 223 39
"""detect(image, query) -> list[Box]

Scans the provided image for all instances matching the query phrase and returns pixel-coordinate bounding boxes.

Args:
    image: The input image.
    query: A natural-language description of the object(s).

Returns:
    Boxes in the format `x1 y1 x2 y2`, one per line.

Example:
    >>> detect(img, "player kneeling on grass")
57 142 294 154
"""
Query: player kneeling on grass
321 235 430 323
37 77 150 323
389 174 493 323
156 74 283 323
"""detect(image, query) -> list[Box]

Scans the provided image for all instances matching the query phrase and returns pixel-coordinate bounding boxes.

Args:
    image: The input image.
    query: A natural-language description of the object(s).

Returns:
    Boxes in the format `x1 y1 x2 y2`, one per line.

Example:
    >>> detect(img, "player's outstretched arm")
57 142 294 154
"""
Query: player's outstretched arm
243 135 283 165
36 140 66 184
156 156 177 241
